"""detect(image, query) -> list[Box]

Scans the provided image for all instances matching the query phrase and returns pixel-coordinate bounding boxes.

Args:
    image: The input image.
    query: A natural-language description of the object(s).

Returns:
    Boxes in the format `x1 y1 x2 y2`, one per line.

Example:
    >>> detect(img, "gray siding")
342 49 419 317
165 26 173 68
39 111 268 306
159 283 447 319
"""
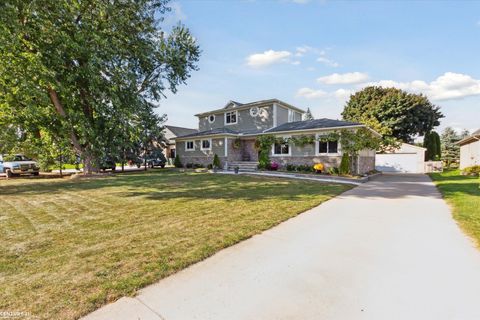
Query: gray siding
198 106 274 132
176 137 226 159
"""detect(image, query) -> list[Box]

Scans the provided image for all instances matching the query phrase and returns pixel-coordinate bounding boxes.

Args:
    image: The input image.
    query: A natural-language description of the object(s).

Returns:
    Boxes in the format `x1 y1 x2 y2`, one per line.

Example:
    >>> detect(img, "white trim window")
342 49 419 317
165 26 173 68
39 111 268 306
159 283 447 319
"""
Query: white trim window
250 107 259 117
272 140 291 156
208 114 215 123
185 140 195 151
288 109 295 122
225 110 237 125
316 136 339 155
201 139 212 151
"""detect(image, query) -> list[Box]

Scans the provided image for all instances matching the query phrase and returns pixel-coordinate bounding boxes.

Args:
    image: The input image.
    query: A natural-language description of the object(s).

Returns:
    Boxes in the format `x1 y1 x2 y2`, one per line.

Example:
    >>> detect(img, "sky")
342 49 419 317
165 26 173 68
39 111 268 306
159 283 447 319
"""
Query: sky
158 0 480 135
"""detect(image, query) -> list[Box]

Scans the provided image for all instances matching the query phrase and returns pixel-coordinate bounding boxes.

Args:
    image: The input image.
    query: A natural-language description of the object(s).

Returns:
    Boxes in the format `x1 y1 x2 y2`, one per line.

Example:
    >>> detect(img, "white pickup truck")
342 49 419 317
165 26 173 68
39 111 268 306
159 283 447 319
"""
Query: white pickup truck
0 154 40 177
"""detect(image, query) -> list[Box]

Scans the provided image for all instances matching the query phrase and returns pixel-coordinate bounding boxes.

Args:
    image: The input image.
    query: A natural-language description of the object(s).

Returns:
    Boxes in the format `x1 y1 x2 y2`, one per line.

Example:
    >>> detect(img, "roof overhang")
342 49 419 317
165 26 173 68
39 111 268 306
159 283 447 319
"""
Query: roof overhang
173 133 239 141
260 124 381 137
195 99 306 117
457 134 480 146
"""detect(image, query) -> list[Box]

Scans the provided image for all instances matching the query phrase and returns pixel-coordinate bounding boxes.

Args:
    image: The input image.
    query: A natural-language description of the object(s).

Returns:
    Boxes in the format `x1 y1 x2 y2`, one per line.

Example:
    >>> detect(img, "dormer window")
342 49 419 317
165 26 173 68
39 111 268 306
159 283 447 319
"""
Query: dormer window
225 110 237 125
288 110 295 122
208 114 215 123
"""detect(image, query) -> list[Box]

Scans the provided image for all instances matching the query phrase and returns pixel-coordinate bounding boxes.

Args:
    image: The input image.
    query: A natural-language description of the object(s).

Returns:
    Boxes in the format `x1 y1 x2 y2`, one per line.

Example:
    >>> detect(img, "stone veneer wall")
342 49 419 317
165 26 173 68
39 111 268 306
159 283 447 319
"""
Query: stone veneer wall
271 156 341 169
271 155 375 174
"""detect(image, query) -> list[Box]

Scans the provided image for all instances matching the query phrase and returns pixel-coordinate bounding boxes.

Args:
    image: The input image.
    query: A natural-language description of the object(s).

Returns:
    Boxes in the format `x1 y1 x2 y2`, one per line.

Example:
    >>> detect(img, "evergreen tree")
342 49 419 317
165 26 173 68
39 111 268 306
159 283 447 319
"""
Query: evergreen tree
304 108 314 120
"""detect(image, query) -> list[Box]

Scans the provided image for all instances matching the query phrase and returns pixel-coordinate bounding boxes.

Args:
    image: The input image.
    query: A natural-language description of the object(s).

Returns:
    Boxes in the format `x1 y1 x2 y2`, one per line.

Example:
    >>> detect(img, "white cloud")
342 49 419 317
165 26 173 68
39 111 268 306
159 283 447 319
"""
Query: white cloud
295 46 310 57
365 72 480 101
246 50 292 68
318 72 369 85
296 87 327 99
291 60 301 65
316 56 339 68
290 0 311 3
333 89 353 100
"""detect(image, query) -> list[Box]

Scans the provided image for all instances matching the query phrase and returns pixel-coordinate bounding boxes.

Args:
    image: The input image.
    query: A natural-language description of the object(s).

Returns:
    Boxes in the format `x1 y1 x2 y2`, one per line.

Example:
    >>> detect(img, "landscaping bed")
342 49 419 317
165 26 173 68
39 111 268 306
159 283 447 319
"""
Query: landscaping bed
430 170 480 247
0 170 350 320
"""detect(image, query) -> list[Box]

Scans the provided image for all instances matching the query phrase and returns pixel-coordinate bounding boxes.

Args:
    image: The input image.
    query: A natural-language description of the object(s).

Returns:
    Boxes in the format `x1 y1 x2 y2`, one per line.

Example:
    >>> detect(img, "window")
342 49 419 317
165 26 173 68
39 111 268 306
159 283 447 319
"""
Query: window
318 140 339 154
208 114 215 123
288 110 295 122
201 139 211 151
250 107 259 117
185 141 194 151
273 142 290 156
225 110 237 125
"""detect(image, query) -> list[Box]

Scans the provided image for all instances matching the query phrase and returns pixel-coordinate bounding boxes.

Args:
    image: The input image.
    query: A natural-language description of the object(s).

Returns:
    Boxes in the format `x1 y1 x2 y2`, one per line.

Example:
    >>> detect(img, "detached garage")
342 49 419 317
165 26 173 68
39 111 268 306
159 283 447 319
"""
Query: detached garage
375 143 426 173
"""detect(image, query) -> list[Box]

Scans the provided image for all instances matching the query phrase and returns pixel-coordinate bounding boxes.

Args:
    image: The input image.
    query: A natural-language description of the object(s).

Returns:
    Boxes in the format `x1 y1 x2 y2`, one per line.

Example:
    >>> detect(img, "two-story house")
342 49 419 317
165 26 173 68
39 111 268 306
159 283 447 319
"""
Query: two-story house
174 99 377 173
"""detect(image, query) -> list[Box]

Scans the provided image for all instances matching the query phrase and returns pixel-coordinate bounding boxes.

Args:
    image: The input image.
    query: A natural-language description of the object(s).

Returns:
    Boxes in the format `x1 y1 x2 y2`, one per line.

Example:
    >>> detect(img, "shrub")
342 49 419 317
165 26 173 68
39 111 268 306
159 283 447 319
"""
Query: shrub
186 163 194 169
212 154 221 168
174 155 183 168
193 163 204 169
258 150 270 170
270 162 279 171
286 164 296 171
328 167 340 175
339 153 350 175
313 163 324 173
463 165 480 176
207 164 213 169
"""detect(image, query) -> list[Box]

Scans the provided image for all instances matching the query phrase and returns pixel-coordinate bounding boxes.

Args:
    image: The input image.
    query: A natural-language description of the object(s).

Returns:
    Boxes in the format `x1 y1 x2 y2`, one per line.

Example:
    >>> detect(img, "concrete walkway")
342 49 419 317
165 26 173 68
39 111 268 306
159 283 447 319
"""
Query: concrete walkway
83 174 480 320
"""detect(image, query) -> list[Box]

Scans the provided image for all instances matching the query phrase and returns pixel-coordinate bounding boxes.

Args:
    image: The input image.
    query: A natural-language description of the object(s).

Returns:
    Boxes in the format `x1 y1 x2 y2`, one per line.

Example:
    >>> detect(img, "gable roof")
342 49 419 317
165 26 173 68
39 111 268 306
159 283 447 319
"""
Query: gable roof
195 99 305 117
264 118 363 133
457 128 480 146
175 127 239 139
165 125 198 137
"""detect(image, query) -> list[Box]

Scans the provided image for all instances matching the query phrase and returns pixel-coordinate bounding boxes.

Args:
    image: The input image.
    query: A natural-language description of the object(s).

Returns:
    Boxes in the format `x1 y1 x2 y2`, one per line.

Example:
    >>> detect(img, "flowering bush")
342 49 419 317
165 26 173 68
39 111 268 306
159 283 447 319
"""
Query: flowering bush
270 162 279 171
313 163 324 173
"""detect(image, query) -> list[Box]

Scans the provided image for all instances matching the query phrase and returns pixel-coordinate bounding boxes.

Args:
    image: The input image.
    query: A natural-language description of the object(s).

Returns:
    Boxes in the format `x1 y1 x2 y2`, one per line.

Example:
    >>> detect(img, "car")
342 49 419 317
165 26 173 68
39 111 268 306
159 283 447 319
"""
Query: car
1 154 40 177
127 157 143 168
146 153 167 168
99 157 117 172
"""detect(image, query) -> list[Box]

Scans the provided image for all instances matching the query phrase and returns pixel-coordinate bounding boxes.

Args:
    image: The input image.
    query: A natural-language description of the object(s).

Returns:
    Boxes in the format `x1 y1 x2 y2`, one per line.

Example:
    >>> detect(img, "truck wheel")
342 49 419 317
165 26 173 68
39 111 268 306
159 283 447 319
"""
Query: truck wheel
6 169 13 178
161 165 165 168
33 172 40 176
137 164 141 168
111 166 116 172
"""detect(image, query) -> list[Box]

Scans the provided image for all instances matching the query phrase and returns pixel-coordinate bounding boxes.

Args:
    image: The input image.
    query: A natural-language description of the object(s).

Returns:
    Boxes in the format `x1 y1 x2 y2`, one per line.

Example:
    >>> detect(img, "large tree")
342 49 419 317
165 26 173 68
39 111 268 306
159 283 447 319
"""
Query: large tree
441 127 470 167
0 0 200 173
342 86 443 143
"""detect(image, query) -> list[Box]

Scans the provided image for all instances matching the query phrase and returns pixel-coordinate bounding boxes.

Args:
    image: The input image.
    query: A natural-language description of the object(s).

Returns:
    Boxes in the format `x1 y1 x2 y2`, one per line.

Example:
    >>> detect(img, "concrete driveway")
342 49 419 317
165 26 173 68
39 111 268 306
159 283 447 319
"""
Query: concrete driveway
83 174 480 320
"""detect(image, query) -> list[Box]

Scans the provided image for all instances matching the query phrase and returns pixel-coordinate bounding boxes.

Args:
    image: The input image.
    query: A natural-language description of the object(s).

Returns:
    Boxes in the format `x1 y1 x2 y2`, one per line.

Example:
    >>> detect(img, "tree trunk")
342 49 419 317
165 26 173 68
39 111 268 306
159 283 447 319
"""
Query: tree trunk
47 87 94 175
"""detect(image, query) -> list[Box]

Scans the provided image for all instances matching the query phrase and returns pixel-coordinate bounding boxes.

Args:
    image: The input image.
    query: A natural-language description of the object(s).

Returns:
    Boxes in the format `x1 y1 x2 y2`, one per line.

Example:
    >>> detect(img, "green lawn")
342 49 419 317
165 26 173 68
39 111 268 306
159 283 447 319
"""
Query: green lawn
430 170 480 246
0 170 350 320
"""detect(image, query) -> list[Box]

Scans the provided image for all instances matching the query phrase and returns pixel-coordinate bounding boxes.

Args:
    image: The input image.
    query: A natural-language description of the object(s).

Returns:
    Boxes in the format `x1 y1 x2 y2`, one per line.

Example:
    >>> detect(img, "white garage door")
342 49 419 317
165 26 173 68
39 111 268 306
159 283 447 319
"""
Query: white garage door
376 153 418 173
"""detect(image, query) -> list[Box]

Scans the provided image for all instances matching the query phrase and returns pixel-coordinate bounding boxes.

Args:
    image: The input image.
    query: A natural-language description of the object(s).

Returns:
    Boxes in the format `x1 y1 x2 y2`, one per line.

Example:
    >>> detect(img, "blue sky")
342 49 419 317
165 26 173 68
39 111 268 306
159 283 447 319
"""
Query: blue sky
160 0 480 135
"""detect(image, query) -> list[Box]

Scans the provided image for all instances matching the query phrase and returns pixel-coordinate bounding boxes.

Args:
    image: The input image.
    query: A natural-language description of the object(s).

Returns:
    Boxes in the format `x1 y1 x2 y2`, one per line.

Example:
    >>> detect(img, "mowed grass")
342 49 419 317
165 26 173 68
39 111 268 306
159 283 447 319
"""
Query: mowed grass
0 170 351 320
430 170 480 246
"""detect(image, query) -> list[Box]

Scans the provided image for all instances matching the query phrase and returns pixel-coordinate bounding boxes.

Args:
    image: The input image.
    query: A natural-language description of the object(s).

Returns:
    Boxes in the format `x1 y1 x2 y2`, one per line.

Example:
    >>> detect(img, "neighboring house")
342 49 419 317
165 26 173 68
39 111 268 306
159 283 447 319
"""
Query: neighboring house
163 125 198 161
457 129 480 169
375 143 426 173
174 99 378 174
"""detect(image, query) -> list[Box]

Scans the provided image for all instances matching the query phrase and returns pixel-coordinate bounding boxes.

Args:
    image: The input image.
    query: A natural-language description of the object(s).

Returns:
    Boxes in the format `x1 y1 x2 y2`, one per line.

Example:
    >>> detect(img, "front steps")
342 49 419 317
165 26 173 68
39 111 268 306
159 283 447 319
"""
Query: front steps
227 161 259 172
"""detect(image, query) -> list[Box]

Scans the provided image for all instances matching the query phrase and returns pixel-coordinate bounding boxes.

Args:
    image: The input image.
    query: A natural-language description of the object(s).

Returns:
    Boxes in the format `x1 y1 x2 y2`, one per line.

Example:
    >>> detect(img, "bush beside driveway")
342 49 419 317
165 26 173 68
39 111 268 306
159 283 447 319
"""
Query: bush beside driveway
0 170 350 320
430 170 480 247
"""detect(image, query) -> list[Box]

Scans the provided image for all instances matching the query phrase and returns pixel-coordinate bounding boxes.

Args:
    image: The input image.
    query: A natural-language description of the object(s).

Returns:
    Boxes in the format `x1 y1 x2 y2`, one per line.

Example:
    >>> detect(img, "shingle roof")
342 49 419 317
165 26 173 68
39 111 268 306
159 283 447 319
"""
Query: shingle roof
175 127 239 139
264 119 362 133
165 125 198 137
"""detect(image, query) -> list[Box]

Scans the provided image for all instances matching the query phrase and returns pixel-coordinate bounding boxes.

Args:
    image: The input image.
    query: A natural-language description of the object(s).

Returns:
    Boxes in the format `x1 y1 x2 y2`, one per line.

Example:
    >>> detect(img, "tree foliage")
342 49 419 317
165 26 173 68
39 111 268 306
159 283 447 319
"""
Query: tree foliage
423 131 441 161
303 107 314 120
0 0 200 173
342 86 443 144
441 127 469 167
